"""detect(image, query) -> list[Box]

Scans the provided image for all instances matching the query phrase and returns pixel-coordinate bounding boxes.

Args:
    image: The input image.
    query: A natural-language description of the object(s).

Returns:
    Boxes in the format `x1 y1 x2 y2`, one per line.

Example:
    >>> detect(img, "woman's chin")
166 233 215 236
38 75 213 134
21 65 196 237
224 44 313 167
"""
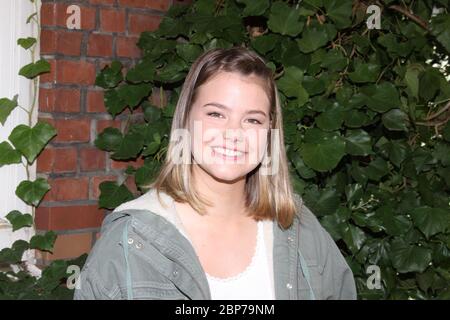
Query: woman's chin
202 166 249 184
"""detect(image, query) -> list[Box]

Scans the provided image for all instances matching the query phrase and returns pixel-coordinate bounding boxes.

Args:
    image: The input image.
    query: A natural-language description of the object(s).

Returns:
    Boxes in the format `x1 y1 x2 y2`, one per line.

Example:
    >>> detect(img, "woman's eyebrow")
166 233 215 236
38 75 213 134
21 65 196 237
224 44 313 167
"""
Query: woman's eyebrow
203 102 267 117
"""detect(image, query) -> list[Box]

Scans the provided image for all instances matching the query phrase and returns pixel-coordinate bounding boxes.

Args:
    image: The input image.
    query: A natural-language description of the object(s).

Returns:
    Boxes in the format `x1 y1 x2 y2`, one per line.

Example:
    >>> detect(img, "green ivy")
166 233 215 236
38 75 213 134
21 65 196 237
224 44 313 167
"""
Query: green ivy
95 0 450 299
0 0 86 300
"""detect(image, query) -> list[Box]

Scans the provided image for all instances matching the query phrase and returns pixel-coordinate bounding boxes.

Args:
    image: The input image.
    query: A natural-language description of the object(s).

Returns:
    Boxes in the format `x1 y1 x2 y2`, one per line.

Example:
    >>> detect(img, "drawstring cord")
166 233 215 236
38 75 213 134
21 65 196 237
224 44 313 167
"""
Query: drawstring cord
298 249 316 300
122 219 133 300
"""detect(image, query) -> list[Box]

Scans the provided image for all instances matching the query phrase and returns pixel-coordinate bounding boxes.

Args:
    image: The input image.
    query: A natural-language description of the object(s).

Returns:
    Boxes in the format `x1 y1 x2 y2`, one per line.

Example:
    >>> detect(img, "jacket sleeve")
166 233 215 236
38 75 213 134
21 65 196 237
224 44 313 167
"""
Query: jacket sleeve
73 264 112 300
321 229 357 300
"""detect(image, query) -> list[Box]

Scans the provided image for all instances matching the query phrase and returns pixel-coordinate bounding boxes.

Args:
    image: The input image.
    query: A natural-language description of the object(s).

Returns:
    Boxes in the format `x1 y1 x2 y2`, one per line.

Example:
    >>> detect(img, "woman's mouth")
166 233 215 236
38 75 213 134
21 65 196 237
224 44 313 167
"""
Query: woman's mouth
211 147 246 161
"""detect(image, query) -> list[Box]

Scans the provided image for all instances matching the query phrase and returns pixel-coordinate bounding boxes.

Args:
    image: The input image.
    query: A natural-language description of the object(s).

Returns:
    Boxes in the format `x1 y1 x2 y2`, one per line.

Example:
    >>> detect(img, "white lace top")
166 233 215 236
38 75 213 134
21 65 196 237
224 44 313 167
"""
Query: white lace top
205 220 275 300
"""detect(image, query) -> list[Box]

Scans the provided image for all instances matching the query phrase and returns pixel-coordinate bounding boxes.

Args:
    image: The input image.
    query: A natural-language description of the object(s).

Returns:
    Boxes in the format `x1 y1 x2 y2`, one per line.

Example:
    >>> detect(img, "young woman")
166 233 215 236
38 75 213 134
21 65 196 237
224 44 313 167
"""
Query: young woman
74 46 357 300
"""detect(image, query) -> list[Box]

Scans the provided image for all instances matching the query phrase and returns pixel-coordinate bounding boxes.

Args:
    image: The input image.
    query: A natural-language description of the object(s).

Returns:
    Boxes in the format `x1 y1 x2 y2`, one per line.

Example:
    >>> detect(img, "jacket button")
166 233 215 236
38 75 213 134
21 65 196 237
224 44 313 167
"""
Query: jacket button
135 242 142 249
172 270 179 277
127 238 134 245
287 236 293 242
286 283 293 289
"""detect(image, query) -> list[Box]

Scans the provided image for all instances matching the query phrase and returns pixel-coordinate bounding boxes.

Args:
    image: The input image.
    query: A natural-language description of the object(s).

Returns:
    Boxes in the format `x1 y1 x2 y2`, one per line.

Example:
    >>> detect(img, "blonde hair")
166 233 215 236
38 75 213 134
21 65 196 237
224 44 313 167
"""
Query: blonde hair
149 46 298 229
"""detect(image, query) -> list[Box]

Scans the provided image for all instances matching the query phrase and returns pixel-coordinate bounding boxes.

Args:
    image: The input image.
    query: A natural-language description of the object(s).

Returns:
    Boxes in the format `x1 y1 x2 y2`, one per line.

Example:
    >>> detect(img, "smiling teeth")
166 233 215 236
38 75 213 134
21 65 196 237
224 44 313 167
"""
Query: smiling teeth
213 147 244 157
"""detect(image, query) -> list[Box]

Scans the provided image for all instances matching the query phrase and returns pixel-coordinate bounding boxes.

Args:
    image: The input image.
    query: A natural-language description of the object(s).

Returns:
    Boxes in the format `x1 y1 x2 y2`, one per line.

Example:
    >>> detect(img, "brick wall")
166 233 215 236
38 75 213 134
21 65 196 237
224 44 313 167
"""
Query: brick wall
36 0 190 264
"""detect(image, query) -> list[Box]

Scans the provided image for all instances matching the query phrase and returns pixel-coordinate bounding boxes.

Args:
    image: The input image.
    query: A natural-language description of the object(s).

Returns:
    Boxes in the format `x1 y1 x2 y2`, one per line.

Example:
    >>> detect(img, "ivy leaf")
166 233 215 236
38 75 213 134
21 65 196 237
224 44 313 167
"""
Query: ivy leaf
104 89 127 117
9 122 57 163
430 14 450 53
250 34 279 55
111 131 144 160
98 181 134 209
15 178 51 207
321 49 347 71
126 60 156 83
135 161 162 189
30 231 57 253
276 66 309 105
391 238 432 273
345 129 373 156
268 1 304 37
95 61 123 89
303 186 341 216
297 23 336 53
5 210 33 232
300 128 346 172
363 82 401 113
175 43 203 64
324 0 352 29
143 103 162 123
365 157 389 181
0 95 18 125
348 62 380 83
95 127 123 152
341 223 367 254
419 68 441 101
382 109 409 131
0 141 22 167
316 102 344 131
237 0 270 17
117 83 152 108
17 37 37 49
375 206 413 237
19 59 51 79
410 207 450 240
404 65 422 99
0 240 29 264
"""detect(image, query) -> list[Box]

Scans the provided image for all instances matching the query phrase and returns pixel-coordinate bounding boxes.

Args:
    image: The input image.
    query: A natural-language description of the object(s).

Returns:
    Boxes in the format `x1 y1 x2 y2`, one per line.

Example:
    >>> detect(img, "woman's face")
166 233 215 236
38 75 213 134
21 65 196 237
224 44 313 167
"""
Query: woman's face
188 71 272 182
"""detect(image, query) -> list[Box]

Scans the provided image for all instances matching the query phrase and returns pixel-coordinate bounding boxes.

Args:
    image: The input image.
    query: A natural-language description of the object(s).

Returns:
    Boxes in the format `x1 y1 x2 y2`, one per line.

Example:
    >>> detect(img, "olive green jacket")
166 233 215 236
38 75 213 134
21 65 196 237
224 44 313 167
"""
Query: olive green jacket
74 188 357 300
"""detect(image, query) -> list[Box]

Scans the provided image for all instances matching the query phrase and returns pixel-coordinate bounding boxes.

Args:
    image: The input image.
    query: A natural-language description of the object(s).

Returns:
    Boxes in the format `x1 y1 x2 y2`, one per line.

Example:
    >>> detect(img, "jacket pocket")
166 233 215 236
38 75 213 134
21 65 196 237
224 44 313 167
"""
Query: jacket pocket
112 281 189 300
297 257 324 300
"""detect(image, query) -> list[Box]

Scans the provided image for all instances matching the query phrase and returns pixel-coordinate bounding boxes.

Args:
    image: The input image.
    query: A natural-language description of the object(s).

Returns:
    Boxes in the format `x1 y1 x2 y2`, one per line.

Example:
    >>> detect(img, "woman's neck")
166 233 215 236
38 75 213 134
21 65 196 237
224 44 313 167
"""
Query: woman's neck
191 164 250 223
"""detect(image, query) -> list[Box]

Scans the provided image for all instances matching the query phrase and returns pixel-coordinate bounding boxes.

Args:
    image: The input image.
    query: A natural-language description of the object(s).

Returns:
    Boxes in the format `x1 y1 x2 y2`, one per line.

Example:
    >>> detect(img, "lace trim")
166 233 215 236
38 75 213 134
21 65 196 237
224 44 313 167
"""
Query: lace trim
206 221 262 283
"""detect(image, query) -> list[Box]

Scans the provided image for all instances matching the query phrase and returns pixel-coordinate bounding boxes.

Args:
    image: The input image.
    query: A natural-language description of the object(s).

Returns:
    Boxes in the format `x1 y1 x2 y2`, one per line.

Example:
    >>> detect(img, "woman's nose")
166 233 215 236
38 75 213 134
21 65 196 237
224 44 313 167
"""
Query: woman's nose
223 127 244 143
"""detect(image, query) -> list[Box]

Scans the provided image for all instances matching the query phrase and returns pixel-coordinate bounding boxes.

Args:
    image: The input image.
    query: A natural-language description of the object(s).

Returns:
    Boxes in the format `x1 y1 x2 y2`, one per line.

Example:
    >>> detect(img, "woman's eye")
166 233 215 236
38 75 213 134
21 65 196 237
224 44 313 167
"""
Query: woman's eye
247 119 262 125
207 112 222 118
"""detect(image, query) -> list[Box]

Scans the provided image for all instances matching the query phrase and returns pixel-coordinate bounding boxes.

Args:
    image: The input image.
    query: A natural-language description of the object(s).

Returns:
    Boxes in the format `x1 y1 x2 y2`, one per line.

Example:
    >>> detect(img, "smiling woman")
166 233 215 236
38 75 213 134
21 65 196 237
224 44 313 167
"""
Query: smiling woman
74 46 357 300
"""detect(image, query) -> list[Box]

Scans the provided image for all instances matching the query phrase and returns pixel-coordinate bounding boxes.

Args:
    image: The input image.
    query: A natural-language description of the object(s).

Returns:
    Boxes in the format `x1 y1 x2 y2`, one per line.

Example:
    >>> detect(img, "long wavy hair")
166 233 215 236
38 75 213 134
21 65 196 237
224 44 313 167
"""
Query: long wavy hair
148 46 298 229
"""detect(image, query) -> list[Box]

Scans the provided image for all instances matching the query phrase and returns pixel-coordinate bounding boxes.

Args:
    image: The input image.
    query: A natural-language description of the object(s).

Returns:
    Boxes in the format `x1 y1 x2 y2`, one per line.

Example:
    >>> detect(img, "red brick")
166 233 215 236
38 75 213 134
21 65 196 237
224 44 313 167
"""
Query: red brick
37 147 77 173
39 88 80 113
54 118 90 143
87 90 106 113
100 9 126 33
55 88 81 113
128 13 162 35
44 177 89 201
36 233 93 261
80 147 106 171
124 175 138 195
39 59 56 84
39 88 55 112
111 157 144 170
40 29 57 54
87 34 113 57
41 3 95 30
56 60 95 85
118 0 170 11
91 175 117 199
40 3 56 27
116 36 141 58
90 0 115 4
56 30 83 56
36 205 105 231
